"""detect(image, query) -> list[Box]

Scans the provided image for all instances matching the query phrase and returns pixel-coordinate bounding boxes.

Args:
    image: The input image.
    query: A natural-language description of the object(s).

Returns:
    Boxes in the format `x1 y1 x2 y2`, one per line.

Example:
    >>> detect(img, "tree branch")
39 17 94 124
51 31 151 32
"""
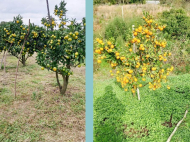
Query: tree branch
166 110 188 142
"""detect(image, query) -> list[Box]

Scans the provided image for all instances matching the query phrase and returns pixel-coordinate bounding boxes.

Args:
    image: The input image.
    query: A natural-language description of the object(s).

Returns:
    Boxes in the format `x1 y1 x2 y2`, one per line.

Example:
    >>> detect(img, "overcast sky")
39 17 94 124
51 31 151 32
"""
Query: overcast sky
0 0 85 26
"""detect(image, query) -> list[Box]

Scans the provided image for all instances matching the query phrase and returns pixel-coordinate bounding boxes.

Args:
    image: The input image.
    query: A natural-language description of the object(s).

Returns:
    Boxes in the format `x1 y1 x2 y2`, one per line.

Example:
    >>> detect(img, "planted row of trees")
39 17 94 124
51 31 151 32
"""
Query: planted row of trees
0 0 86 95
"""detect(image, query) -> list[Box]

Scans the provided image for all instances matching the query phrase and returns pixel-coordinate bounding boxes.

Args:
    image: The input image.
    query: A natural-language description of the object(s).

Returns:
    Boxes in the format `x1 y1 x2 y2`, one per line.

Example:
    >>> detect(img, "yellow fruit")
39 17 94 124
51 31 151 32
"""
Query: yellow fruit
134 32 138 36
75 31 79 35
167 85 170 89
129 48 132 52
100 48 104 51
136 65 139 68
107 41 111 45
75 52 78 56
98 40 103 44
97 60 101 64
134 78 138 82
115 52 119 56
139 84 142 87
129 69 133 74
131 89 135 93
152 67 156 71
53 67 57 72
41 67 44 70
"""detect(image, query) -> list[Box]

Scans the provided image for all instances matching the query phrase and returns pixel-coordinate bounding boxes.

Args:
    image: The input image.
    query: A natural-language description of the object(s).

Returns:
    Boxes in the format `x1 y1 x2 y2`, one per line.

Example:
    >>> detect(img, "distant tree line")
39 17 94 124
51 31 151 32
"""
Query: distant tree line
93 0 146 5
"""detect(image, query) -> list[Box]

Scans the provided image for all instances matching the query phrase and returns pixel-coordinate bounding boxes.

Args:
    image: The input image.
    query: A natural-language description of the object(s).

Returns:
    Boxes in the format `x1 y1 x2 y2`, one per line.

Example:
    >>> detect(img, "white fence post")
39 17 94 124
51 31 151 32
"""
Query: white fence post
132 25 136 52
132 24 140 101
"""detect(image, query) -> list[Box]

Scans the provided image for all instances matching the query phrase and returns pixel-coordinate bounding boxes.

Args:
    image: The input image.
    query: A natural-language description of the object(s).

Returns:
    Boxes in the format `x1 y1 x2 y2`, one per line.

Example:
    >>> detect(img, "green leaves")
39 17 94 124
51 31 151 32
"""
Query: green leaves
36 15 85 76
160 8 190 40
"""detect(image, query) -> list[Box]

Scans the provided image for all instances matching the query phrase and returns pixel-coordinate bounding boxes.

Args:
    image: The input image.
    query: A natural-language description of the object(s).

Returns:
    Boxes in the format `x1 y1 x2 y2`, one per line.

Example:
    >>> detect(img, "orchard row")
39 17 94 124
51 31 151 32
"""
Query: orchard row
0 1 86 95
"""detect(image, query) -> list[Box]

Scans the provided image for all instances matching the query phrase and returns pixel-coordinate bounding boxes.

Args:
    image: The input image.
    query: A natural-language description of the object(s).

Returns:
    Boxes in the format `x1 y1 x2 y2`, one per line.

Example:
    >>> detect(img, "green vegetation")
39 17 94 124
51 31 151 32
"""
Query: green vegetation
94 74 190 141
0 1 85 95
0 53 85 141
160 8 190 40
105 16 143 42
0 1 85 141
94 3 190 142
93 0 146 5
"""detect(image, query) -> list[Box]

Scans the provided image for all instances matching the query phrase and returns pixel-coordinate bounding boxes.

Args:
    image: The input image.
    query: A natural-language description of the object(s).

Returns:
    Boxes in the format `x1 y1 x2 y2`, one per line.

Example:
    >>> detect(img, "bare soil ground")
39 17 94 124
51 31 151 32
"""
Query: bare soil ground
0 53 85 142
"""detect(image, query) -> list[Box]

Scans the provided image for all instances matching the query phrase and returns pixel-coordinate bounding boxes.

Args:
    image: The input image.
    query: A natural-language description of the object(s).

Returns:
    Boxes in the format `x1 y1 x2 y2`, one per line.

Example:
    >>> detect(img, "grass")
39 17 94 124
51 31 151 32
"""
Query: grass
93 3 171 72
0 53 85 141
93 73 190 142
93 2 190 142
93 4 170 34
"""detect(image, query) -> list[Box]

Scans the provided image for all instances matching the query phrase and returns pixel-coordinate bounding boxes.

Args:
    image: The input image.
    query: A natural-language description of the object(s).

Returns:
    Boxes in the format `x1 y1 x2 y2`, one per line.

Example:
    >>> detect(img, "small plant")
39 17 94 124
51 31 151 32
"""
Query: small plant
95 12 173 100
32 92 37 100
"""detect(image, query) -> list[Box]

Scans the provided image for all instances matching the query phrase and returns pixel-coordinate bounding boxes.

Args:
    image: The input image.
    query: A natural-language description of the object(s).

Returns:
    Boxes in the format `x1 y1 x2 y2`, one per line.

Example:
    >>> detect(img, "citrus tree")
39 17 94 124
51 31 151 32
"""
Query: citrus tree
0 15 46 66
36 1 86 95
94 12 173 100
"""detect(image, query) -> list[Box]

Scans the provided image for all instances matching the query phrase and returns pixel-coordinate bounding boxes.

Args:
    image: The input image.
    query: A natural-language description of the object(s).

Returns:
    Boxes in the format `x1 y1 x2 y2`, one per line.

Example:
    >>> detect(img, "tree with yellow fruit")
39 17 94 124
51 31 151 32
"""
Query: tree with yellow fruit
0 15 46 67
94 12 173 100
36 1 85 95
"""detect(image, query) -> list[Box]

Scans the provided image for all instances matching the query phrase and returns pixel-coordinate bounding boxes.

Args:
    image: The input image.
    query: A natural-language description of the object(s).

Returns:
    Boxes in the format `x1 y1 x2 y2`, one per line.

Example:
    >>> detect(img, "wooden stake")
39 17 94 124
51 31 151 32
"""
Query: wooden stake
14 19 30 98
137 88 140 100
46 0 53 31
3 44 12 74
166 110 188 142
0 50 5 69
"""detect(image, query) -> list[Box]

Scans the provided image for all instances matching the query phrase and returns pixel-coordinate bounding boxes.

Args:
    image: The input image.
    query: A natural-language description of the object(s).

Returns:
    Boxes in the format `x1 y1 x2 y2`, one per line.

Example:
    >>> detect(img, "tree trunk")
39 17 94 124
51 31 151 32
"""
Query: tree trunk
60 75 69 95
56 71 62 91
21 54 26 66
55 71 69 95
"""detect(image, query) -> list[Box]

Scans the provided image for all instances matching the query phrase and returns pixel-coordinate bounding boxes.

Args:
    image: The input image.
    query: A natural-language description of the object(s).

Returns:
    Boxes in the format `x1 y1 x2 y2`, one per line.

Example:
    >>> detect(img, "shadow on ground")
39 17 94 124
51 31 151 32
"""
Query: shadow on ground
94 86 126 142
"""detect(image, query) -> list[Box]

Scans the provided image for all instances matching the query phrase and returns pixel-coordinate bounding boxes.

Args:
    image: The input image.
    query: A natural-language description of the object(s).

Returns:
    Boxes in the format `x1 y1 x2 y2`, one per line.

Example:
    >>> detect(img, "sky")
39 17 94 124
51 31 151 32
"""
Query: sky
0 0 85 26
